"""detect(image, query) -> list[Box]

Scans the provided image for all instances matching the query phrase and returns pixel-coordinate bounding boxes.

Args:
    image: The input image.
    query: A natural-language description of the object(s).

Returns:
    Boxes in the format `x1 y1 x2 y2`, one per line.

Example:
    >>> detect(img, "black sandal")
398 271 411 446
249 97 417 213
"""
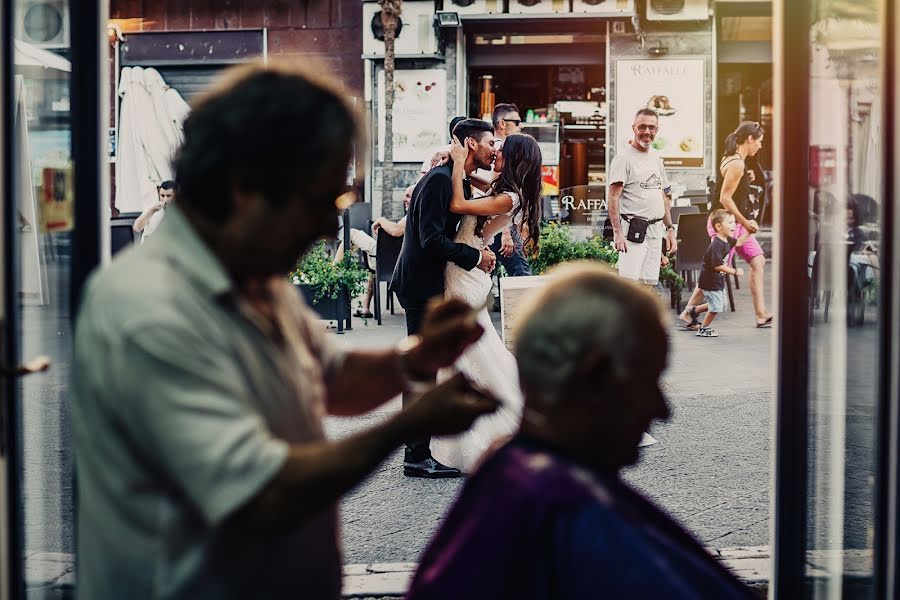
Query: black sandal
354 309 374 319
678 307 700 330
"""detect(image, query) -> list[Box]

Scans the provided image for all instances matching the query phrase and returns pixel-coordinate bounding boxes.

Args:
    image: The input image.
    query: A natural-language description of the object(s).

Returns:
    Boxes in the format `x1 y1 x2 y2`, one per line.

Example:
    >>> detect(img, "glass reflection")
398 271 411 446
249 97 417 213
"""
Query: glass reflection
13 0 76 594
806 1 881 596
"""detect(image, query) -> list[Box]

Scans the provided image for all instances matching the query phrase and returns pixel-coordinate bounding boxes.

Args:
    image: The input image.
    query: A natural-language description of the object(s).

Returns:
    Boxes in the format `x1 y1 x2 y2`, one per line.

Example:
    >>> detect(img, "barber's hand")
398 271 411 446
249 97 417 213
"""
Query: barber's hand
747 170 756 183
666 228 678 253
477 248 496 273
371 218 383 234
404 373 499 437
500 229 515 257
429 150 450 170
613 230 627 253
449 138 468 163
406 298 485 378
745 219 760 234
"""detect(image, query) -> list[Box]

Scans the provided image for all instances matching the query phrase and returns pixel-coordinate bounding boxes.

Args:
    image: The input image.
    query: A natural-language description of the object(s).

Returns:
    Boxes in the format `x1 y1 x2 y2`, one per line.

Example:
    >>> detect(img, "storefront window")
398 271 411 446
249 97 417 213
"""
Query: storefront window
806 1 882 595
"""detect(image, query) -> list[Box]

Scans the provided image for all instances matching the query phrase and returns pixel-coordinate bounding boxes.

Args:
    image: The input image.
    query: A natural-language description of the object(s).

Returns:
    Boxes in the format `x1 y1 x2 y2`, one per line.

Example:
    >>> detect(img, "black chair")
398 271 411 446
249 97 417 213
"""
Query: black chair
674 213 712 313
373 232 404 325
340 203 375 329
342 203 373 252
111 211 141 255
670 205 700 227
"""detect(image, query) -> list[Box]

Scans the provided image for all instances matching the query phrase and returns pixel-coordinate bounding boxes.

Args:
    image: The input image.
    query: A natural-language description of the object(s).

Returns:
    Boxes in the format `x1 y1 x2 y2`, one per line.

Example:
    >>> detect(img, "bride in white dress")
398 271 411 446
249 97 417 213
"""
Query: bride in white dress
430 134 545 472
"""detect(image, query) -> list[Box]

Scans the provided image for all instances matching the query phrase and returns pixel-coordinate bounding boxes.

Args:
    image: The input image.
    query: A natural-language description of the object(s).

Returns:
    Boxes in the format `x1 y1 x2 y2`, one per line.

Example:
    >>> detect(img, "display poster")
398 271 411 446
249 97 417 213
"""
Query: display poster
541 166 559 196
377 69 447 163
39 165 75 233
615 59 705 168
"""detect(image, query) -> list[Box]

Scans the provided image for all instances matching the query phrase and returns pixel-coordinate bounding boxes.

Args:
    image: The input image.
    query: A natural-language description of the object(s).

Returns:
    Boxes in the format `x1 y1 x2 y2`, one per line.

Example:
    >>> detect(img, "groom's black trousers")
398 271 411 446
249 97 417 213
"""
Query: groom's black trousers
403 306 434 462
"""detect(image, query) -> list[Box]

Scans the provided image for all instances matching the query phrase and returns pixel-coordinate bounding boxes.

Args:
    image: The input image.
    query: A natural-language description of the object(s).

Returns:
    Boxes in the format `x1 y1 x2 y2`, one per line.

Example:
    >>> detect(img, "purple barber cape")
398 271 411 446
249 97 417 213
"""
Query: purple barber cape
407 436 755 600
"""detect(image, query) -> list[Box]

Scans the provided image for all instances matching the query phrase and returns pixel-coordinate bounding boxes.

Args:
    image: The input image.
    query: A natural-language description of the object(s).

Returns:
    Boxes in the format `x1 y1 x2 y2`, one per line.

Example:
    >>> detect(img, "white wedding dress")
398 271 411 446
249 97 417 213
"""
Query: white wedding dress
431 195 524 473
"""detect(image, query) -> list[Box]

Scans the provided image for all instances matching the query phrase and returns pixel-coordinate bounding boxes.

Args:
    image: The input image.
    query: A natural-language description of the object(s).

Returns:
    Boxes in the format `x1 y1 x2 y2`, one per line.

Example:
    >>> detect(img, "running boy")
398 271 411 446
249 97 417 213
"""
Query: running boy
681 209 748 337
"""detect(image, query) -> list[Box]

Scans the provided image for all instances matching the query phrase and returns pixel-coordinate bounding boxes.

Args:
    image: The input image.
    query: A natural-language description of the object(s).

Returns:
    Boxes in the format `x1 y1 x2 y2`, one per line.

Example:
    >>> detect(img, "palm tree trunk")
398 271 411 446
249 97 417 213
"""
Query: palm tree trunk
380 0 401 217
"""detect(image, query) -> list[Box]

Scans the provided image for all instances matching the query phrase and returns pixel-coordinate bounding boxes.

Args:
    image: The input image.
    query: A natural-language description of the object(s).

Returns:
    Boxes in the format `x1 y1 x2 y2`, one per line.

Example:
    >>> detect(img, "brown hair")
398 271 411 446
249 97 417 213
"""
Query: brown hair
723 121 764 158
477 133 543 256
710 209 734 230
173 61 361 223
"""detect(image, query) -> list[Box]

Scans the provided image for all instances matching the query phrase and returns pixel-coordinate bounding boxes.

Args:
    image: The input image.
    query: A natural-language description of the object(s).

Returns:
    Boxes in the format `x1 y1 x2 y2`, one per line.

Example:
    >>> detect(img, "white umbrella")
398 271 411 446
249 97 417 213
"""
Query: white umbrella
114 67 190 213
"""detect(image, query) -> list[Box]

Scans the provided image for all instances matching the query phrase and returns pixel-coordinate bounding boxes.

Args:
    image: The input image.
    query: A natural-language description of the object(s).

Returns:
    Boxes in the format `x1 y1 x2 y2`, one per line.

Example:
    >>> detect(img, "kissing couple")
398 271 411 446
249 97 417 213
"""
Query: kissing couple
392 118 543 477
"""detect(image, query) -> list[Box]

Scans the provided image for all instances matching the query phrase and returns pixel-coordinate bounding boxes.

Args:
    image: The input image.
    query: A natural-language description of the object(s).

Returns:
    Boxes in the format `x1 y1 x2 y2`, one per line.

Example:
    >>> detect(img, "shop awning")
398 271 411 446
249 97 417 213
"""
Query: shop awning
14 40 71 72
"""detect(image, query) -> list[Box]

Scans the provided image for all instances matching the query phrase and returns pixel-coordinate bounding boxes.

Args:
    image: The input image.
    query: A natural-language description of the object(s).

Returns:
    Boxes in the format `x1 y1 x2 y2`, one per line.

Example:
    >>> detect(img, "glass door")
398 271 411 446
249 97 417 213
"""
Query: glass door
773 0 894 597
1 1 104 597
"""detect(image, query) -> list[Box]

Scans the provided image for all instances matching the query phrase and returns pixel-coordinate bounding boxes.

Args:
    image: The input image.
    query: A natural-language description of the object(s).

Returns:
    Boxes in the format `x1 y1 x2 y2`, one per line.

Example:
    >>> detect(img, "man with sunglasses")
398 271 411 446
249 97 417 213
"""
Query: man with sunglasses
487 103 533 277
608 107 677 288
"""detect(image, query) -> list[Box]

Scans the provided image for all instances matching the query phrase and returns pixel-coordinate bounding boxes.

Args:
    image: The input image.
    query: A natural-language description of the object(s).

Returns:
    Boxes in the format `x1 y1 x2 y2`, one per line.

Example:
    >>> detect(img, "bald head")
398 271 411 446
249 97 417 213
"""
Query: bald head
513 262 670 469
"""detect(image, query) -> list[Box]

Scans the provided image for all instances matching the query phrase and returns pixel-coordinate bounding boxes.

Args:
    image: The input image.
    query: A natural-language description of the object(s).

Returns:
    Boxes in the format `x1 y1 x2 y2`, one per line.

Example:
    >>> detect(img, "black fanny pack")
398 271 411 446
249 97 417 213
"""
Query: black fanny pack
622 215 663 244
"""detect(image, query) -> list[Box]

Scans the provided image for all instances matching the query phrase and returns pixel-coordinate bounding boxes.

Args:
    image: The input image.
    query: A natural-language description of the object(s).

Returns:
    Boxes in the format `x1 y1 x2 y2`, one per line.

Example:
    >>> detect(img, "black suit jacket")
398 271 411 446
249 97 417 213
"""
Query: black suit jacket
391 163 481 308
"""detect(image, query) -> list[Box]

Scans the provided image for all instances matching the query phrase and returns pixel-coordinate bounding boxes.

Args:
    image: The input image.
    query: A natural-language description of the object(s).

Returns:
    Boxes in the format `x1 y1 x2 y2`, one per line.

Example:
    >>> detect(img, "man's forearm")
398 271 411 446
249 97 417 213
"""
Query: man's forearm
232 409 420 535
327 350 407 416
662 191 673 228
382 220 405 237
608 188 623 234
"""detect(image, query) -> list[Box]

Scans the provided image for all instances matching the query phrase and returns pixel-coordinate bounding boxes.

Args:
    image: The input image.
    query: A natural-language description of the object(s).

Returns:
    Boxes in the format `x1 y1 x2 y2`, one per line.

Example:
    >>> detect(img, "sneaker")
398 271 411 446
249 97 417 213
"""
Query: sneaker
696 327 719 338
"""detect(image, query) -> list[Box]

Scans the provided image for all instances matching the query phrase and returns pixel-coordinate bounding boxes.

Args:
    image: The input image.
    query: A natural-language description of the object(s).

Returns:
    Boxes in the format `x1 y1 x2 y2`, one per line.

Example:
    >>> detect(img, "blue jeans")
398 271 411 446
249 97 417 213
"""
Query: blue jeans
489 228 532 276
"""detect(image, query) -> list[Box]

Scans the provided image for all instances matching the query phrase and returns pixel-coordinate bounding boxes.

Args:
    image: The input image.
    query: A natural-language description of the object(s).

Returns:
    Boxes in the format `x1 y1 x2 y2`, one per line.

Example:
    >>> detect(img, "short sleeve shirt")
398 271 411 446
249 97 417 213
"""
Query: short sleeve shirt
140 206 166 243
608 144 670 222
72 207 346 599
699 236 738 291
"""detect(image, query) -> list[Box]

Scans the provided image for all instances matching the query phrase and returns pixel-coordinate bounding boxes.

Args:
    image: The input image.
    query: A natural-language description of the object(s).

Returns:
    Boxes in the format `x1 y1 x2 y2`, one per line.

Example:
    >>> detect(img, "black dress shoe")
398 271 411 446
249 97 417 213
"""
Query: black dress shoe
403 456 463 479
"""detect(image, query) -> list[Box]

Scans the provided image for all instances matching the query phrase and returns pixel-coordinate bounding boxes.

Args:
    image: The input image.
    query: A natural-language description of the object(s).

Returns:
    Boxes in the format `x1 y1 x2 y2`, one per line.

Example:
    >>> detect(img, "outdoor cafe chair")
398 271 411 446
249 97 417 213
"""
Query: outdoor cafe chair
373 232 403 326
673 212 735 313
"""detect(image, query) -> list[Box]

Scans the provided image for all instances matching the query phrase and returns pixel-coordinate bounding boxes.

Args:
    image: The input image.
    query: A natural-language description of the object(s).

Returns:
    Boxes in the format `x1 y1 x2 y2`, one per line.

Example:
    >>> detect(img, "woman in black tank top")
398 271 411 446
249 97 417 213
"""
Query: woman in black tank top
712 156 752 216
680 121 774 328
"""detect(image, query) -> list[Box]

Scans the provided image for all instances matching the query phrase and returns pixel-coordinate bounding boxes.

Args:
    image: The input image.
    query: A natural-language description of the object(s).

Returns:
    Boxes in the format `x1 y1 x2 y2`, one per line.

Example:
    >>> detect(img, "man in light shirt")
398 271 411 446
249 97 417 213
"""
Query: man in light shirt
72 62 497 600
608 108 677 287
132 180 176 243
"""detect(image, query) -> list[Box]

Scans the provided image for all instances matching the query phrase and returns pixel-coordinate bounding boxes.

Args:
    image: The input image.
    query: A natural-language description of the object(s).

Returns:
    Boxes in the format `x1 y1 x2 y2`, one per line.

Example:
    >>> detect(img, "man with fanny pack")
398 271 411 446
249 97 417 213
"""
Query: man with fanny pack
608 107 677 286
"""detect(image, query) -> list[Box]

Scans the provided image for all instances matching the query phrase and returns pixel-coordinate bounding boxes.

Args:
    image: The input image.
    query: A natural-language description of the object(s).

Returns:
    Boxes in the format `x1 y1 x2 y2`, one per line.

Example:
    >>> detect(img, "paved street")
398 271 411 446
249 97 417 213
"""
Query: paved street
327 267 880 566
326 276 777 565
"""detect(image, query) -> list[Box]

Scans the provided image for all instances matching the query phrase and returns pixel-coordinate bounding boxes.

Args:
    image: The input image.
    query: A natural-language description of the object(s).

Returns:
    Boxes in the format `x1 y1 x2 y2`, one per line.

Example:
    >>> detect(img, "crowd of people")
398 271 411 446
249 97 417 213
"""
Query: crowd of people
71 62 758 598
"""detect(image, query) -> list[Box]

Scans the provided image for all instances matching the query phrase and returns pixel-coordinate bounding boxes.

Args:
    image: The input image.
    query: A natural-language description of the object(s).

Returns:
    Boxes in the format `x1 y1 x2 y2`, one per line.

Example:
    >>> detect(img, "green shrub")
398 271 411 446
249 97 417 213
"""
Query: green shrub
527 222 684 293
290 241 370 304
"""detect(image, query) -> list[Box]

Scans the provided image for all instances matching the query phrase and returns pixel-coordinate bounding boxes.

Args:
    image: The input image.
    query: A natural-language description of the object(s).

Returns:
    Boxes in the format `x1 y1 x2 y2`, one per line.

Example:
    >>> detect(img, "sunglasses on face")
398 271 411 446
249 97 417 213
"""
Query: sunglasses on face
503 118 522 126
636 125 659 133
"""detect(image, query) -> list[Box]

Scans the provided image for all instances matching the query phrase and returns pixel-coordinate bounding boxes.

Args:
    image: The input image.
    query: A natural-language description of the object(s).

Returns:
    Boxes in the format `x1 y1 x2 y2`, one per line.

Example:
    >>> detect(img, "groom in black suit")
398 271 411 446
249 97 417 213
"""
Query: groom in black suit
392 118 498 478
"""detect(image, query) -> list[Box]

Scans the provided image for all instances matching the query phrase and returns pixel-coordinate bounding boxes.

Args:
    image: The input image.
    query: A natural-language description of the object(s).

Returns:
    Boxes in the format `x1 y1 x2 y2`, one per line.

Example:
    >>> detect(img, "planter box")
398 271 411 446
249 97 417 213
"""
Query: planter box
295 283 352 333
499 275 552 350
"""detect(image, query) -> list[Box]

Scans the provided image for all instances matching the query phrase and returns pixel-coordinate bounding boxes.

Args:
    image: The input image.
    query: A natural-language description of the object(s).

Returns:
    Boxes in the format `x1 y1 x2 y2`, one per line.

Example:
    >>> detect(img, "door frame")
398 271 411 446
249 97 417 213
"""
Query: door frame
0 1 107 597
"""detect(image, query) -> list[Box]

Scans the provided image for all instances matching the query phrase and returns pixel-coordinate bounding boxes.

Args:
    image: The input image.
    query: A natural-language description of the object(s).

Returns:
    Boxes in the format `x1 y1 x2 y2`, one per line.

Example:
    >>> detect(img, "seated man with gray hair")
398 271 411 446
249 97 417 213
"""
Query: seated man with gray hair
407 263 753 599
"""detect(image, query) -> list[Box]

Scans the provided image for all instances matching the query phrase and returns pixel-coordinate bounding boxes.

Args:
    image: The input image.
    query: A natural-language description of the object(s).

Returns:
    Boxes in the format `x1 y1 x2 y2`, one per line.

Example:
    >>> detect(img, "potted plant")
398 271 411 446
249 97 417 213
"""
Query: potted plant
527 222 684 300
290 241 370 332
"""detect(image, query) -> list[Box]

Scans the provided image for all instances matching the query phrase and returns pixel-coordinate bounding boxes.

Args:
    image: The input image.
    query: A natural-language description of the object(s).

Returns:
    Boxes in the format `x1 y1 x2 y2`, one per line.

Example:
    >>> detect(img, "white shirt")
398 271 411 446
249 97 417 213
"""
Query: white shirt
140 206 166 243
608 144 670 222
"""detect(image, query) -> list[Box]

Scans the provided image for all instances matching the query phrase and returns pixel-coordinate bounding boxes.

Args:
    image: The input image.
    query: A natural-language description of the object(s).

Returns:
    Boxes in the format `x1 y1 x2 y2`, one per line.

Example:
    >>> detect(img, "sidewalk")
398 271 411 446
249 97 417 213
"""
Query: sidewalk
328 272 776 567
340 546 874 598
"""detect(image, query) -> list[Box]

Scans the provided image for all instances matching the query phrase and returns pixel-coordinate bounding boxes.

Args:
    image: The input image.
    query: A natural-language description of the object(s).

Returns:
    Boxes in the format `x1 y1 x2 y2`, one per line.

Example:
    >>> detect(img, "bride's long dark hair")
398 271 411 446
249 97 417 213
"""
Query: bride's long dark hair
477 133 543 256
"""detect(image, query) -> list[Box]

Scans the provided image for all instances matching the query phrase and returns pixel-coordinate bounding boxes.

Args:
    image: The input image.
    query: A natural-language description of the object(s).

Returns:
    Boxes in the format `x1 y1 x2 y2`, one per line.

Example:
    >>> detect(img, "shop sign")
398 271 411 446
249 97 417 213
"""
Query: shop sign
377 69 447 163
615 58 706 168
558 184 609 232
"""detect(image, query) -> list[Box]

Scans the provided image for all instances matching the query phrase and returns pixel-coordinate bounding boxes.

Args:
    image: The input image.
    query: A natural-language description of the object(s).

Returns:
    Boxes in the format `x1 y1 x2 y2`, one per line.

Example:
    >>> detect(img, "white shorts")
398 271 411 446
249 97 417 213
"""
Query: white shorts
617 228 663 285
350 228 377 256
